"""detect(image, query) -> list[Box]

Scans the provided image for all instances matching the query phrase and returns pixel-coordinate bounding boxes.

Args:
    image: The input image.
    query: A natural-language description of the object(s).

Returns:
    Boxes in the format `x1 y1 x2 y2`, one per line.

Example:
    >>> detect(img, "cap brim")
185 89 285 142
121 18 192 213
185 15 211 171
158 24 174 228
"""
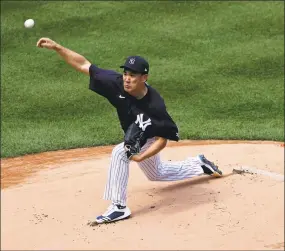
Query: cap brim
120 66 142 74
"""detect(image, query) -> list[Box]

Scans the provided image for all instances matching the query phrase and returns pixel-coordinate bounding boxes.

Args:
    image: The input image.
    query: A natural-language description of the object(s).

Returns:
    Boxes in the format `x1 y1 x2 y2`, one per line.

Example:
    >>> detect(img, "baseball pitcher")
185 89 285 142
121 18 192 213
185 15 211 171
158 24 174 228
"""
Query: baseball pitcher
36 37 223 224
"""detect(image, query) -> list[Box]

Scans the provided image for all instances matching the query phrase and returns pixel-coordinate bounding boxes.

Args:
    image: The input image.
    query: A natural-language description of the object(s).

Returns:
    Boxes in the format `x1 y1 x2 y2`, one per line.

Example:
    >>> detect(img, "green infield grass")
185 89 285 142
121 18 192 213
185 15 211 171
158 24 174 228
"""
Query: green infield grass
1 1 284 158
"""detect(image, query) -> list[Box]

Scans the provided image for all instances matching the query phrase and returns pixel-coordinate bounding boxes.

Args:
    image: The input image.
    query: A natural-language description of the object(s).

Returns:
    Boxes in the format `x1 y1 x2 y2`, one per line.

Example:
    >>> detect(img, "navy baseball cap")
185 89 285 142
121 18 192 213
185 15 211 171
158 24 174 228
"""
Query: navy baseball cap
120 56 149 74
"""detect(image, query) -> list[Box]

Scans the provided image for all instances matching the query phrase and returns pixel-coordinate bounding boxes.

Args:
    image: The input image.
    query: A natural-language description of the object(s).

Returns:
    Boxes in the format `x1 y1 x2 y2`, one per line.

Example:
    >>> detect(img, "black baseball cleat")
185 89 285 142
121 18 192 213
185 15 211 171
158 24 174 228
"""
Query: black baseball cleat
198 154 223 177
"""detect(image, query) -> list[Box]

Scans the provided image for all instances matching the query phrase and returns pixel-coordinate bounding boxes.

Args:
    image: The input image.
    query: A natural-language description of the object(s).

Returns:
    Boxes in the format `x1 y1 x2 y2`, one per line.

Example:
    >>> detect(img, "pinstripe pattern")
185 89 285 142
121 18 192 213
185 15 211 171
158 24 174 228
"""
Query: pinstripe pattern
103 138 204 206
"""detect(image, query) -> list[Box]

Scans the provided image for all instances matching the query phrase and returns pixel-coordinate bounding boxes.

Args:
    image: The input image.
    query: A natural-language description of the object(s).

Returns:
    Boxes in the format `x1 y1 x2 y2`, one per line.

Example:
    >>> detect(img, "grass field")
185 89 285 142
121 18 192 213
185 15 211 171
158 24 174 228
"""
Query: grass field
1 1 284 158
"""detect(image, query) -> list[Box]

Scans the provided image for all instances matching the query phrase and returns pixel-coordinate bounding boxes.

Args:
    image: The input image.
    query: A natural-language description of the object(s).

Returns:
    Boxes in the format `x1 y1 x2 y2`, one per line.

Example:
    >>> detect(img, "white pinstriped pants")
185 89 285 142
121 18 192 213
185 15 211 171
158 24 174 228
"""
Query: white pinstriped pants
103 138 204 206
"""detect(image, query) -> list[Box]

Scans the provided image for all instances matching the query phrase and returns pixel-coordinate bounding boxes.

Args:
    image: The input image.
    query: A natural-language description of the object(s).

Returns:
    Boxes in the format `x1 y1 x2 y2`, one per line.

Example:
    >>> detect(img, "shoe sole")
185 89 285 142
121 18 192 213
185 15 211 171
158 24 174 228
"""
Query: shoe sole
211 171 222 177
88 212 132 226
199 154 222 177
97 214 131 224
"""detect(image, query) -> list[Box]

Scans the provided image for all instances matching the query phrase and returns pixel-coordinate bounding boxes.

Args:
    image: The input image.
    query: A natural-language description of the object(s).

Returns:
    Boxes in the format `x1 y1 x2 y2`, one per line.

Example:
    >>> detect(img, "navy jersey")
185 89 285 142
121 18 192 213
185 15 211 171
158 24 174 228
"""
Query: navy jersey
89 64 179 141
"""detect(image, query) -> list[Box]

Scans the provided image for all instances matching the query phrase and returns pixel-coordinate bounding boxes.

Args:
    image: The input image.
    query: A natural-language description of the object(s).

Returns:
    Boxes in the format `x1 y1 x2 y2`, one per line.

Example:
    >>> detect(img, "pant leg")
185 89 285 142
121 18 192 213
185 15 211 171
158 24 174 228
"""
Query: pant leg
103 142 130 206
103 138 205 206
138 138 204 181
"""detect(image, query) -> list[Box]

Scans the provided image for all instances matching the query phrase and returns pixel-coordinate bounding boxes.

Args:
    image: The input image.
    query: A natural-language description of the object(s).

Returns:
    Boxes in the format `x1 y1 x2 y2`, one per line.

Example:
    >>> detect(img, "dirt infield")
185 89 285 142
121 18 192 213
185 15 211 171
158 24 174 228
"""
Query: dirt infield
1 140 284 250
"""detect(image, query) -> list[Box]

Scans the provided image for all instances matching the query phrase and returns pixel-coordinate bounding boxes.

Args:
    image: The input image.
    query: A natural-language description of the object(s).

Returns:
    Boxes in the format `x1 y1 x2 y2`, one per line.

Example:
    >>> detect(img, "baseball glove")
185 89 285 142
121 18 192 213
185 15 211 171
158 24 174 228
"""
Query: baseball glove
124 122 148 159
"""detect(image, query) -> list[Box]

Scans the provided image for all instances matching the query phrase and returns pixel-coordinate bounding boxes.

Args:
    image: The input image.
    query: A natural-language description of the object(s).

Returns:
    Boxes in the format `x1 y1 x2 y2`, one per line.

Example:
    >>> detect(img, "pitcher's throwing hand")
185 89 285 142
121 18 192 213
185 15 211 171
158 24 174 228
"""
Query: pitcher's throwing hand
37 38 58 50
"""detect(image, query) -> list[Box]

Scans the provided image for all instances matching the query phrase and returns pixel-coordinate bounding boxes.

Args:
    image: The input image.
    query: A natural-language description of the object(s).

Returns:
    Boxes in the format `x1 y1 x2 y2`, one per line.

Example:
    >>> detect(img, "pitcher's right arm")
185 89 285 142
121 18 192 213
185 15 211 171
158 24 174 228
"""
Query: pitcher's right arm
36 37 91 75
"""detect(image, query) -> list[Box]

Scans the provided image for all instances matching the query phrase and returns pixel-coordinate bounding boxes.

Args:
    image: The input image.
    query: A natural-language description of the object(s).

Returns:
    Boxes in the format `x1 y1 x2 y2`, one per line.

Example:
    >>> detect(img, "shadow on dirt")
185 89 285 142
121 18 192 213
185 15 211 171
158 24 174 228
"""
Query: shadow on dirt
133 172 234 217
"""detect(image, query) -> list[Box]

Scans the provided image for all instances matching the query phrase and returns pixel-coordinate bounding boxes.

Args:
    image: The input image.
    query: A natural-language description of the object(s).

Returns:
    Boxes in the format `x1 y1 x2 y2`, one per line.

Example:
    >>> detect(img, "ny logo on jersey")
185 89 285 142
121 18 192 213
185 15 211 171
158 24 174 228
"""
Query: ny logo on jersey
129 58 135 64
135 114 152 131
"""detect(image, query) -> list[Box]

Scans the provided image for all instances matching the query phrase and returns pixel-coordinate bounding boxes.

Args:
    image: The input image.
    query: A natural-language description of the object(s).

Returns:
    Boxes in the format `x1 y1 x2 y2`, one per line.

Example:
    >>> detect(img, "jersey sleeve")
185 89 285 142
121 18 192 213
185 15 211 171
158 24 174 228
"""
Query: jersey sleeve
154 110 179 141
148 102 179 141
145 90 179 141
89 64 122 99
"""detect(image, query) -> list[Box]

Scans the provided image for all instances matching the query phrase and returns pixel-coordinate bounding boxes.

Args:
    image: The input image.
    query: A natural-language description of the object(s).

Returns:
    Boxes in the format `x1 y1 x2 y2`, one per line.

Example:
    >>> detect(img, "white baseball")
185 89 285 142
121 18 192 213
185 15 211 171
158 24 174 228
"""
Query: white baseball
24 19 35 28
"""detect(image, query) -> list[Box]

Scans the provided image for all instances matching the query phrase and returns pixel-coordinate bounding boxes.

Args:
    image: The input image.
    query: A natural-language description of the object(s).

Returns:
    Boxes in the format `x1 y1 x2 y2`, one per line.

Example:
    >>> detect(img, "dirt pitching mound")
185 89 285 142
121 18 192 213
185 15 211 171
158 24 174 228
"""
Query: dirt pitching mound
1 140 284 250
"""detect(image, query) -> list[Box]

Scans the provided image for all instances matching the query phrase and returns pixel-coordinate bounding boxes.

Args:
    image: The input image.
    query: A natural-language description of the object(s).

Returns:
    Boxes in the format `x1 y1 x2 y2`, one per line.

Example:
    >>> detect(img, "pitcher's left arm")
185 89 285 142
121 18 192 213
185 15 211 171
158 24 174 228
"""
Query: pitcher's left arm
130 137 167 162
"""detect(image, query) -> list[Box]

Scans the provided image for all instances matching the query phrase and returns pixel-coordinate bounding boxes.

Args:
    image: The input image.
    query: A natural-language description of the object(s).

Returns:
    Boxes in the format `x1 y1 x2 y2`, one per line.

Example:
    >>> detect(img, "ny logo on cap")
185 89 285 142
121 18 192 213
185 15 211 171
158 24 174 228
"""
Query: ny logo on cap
129 58 135 64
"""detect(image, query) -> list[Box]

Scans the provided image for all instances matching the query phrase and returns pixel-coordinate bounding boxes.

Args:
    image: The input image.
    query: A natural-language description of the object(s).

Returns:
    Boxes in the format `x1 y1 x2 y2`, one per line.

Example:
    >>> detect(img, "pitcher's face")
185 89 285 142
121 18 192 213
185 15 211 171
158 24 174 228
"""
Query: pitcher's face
123 71 148 94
